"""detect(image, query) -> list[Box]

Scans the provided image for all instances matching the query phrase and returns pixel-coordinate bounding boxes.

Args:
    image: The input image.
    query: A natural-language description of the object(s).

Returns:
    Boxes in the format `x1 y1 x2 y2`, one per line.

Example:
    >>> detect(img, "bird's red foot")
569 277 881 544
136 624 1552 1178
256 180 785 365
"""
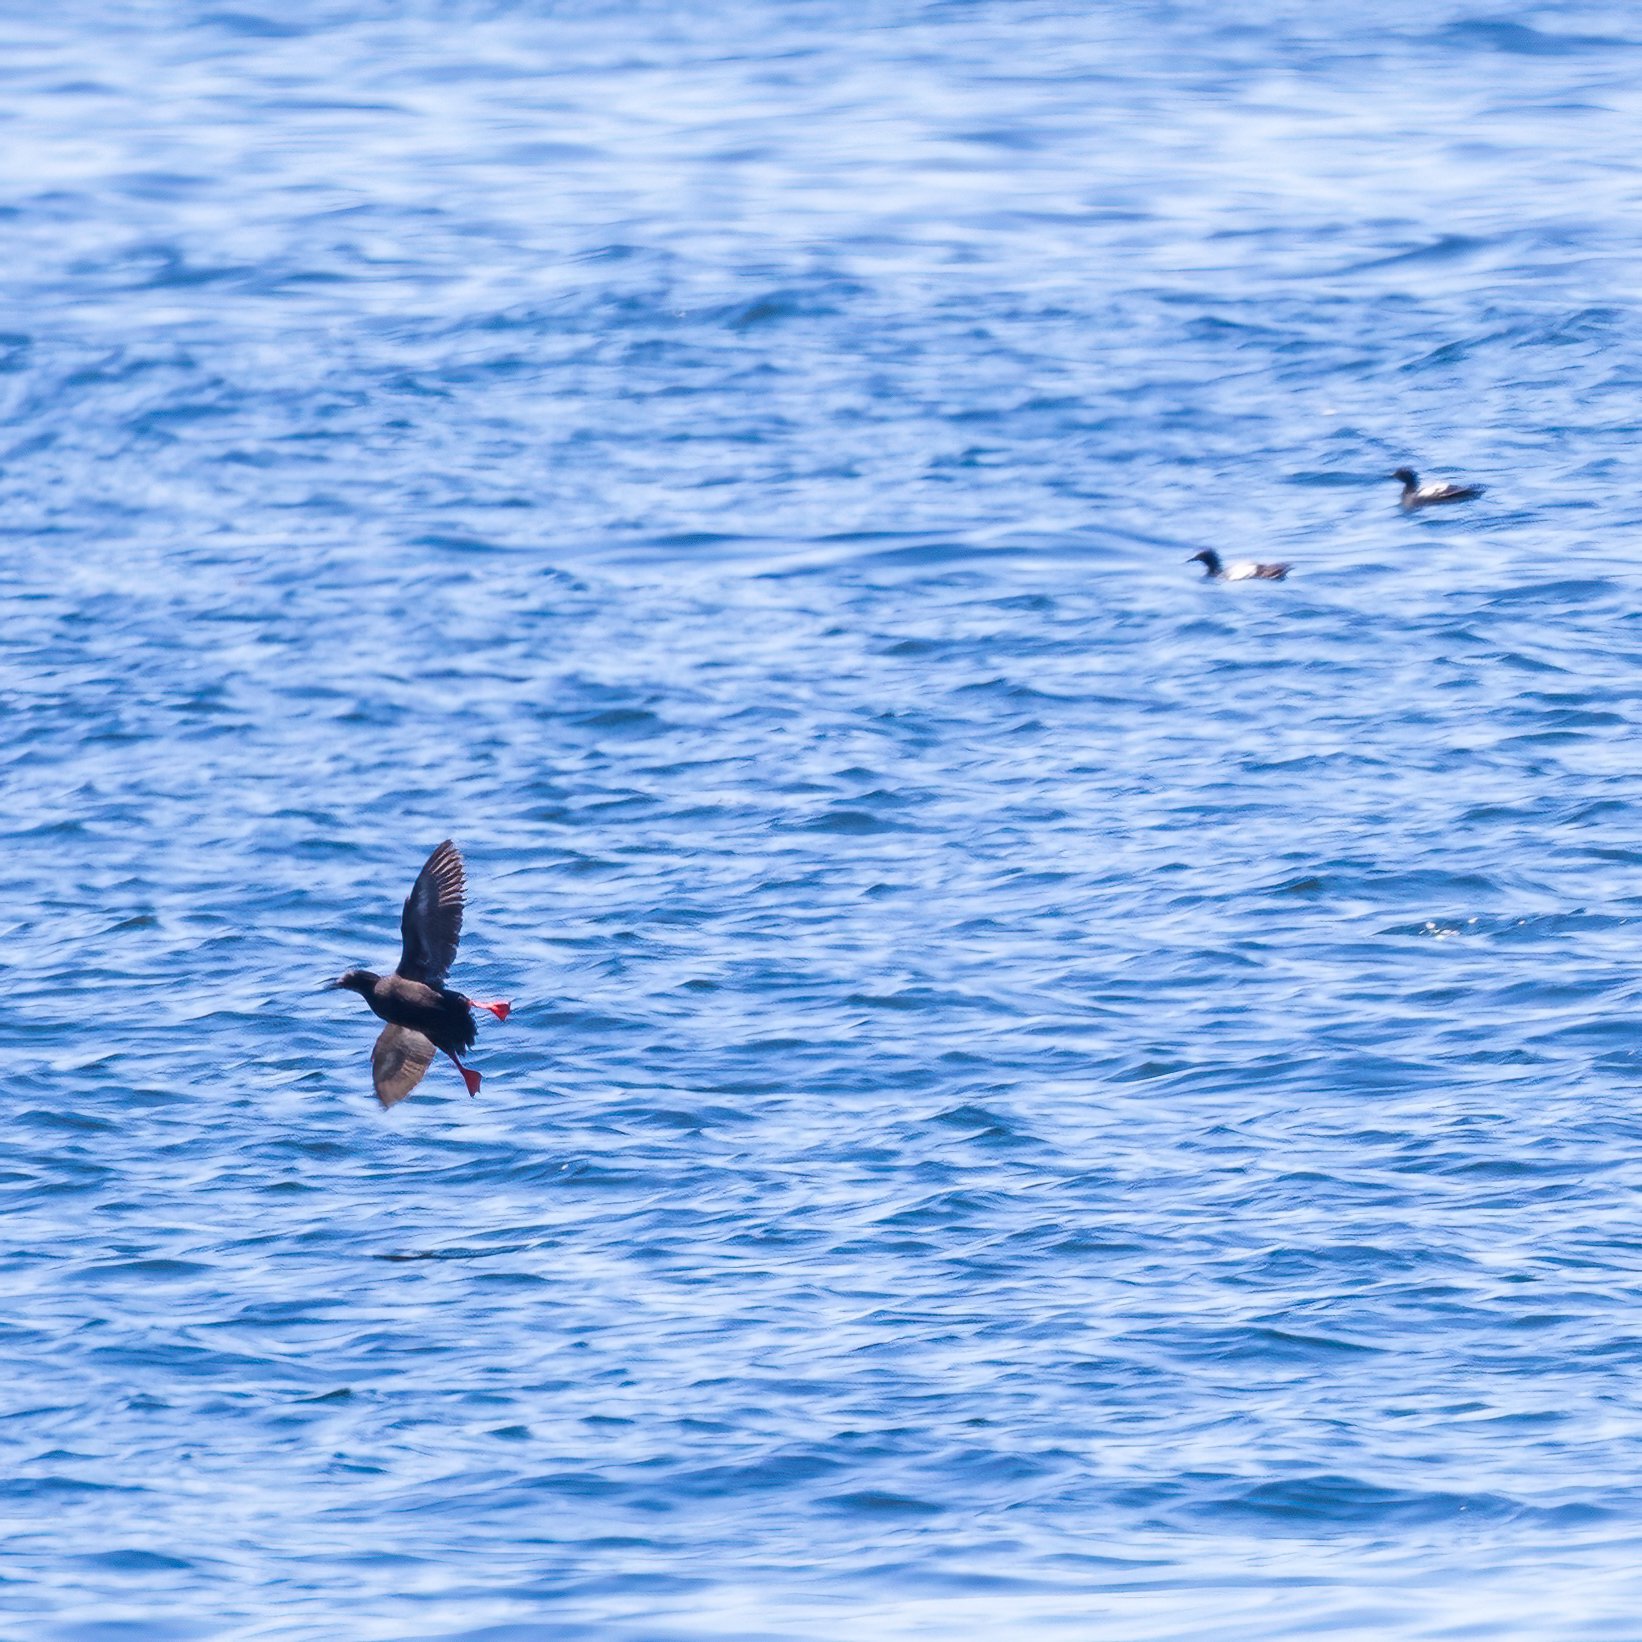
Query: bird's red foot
472 1000 511 1021
459 1066 482 1097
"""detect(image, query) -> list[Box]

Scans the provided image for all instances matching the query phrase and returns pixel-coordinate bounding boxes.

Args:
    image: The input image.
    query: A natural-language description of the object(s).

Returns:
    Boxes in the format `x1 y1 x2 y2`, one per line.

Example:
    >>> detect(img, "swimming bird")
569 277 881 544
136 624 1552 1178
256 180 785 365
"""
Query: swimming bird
1392 467 1483 510
327 839 510 1108
1189 548 1290 582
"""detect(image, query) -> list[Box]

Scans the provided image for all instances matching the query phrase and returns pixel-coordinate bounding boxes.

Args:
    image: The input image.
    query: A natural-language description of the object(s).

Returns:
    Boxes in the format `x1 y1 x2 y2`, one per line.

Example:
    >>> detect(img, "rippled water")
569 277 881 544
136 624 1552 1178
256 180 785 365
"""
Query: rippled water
10 3 1642 1637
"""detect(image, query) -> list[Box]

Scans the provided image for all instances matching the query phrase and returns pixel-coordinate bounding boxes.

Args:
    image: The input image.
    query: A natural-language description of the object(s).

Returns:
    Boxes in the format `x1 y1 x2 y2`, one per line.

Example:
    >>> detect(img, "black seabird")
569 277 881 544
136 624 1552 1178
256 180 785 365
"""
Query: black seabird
1189 548 1290 582
327 840 510 1108
1392 467 1483 511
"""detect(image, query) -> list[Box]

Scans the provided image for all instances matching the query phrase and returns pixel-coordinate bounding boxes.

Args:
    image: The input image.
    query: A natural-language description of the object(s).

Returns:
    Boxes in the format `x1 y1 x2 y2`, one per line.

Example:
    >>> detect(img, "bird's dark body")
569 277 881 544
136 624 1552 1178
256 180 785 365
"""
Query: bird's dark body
338 970 477 1057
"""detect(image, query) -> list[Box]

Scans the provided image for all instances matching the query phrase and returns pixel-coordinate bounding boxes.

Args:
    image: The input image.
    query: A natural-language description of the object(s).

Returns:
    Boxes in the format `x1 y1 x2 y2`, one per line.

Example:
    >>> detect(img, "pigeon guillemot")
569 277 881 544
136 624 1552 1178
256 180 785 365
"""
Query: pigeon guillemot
1392 467 1483 510
327 839 510 1108
1189 548 1290 582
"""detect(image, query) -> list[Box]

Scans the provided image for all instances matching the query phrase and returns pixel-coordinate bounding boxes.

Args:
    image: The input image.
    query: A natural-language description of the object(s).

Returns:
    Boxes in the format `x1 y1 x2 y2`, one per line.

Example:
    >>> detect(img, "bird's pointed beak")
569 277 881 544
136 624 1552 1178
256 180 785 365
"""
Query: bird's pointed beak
320 977 345 991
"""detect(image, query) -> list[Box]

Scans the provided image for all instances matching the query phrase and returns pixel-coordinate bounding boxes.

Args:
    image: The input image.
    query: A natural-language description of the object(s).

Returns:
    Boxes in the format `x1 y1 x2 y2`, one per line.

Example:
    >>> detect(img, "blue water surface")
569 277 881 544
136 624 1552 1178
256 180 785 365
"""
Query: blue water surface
8 2 1642 1637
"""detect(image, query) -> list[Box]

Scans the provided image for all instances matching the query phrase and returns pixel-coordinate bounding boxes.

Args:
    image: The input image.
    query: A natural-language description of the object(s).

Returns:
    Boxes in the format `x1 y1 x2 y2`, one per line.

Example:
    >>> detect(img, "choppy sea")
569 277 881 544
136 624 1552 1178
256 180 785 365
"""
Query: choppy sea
9 3 1642 1637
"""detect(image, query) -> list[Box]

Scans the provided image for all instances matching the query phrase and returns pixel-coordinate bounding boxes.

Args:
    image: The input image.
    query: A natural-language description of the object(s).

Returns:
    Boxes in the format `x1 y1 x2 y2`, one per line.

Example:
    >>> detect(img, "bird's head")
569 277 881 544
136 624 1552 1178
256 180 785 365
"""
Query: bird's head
1391 467 1418 487
324 968 377 995
1188 548 1221 575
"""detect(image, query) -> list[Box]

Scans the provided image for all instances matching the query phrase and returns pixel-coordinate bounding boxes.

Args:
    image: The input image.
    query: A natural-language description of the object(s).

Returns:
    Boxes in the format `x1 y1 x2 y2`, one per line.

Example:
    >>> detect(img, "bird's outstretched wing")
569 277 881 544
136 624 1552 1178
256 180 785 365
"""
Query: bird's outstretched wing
372 1024 436 1108
397 839 465 984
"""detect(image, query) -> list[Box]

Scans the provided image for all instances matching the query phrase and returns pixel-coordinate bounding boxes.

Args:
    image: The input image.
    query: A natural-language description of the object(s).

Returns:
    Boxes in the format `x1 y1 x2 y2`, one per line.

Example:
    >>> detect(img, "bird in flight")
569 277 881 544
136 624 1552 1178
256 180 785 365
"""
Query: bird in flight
327 840 510 1108
1391 467 1483 511
1188 548 1290 581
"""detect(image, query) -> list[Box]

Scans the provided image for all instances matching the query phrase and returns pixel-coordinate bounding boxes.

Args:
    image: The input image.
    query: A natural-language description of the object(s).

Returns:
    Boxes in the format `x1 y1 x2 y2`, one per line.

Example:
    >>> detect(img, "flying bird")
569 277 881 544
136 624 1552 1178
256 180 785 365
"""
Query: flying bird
1189 548 1290 582
327 840 510 1108
1392 467 1483 511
